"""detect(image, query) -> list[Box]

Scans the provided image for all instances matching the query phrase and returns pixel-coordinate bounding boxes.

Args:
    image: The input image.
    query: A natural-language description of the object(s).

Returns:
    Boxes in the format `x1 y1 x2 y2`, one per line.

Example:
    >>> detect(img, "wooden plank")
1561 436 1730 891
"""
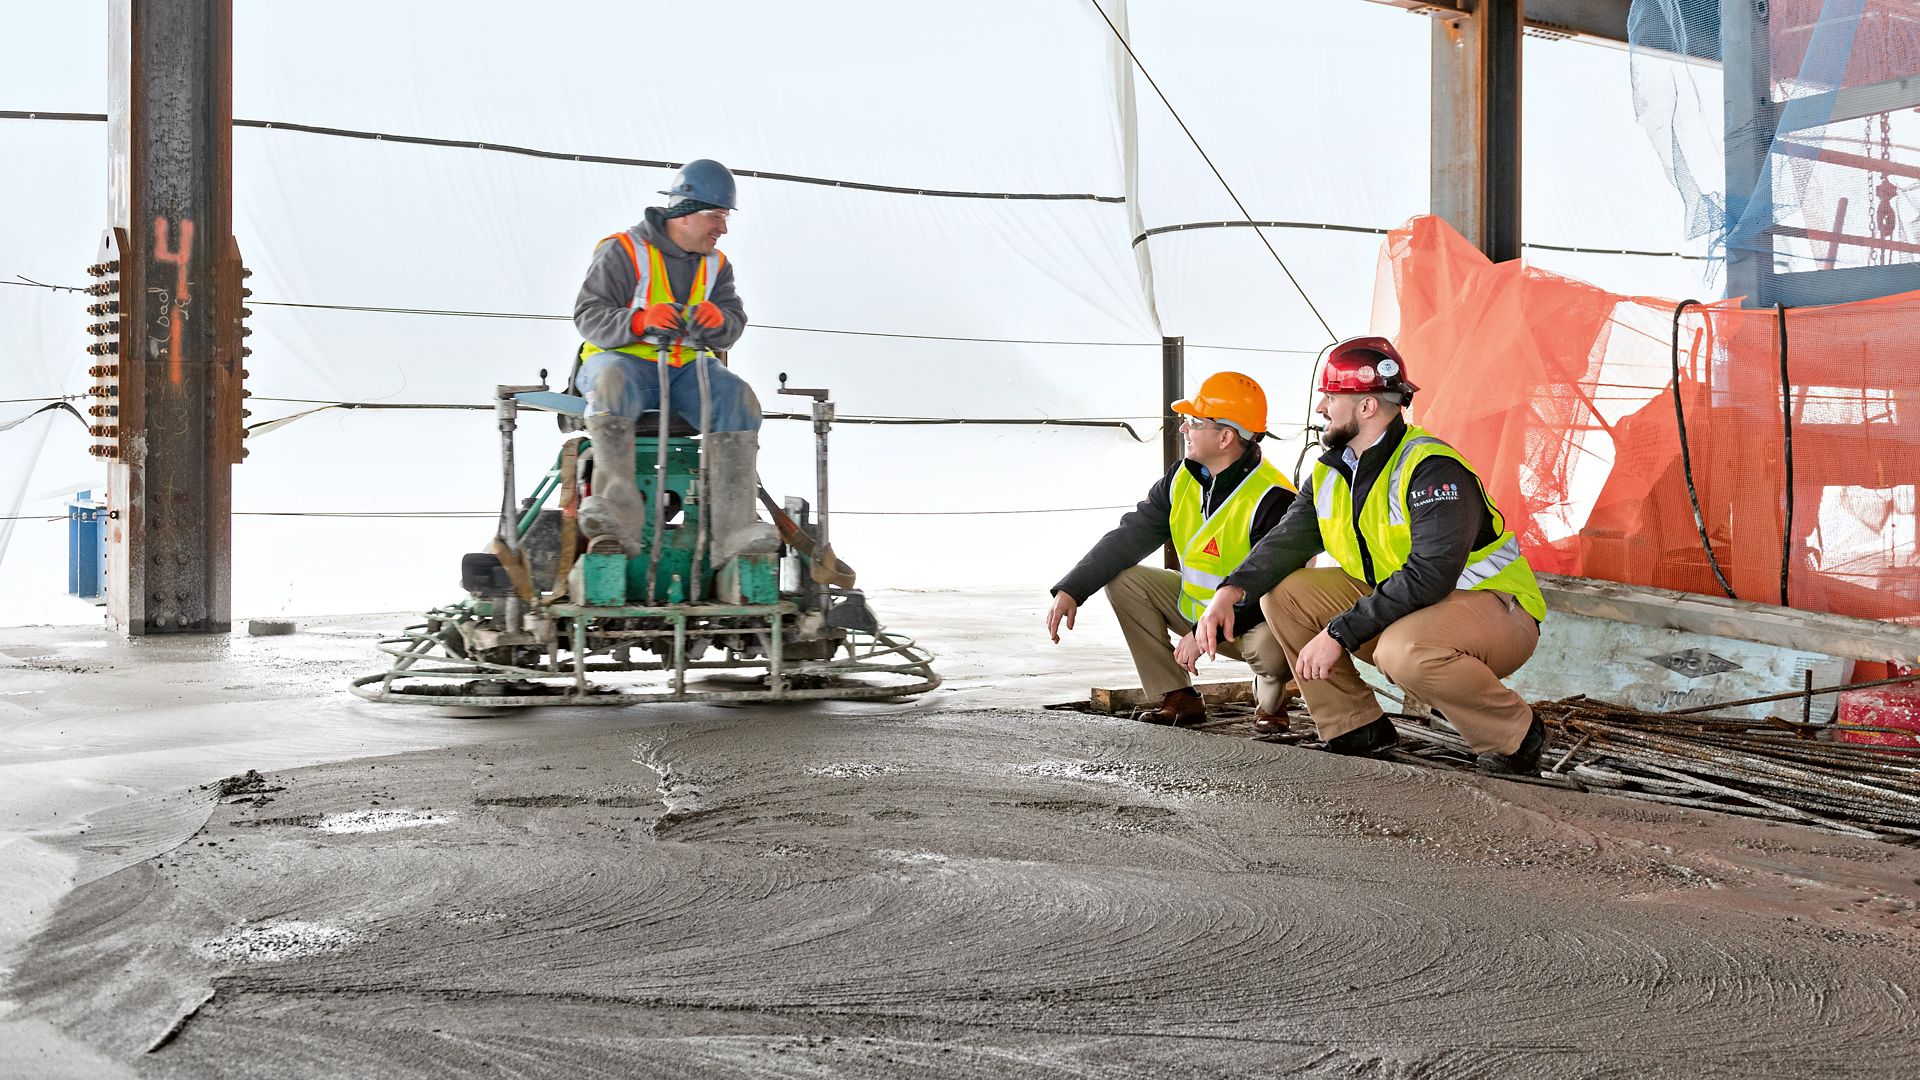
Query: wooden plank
1538 574 1920 664
1090 680 1252 715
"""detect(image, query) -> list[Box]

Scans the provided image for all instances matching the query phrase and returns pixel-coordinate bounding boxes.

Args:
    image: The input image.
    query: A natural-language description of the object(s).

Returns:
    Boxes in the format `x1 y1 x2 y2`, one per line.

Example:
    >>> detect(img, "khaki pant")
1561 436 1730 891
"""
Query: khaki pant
1103 565 1291 712
1258 567 1539 754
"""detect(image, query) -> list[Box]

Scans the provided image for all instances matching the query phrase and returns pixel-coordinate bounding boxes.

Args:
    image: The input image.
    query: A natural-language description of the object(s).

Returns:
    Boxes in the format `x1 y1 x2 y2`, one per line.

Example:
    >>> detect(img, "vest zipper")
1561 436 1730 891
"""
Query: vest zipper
1348 461 1377 586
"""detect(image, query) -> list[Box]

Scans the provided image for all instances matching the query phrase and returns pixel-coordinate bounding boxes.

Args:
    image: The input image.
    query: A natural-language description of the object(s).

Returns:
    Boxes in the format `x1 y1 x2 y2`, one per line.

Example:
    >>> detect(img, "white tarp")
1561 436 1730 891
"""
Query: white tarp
0 1 1707 624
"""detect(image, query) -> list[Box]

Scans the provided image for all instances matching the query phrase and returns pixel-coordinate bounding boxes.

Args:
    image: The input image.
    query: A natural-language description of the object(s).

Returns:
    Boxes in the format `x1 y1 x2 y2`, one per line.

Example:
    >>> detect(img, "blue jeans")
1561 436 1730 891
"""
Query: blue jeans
580 353 762 432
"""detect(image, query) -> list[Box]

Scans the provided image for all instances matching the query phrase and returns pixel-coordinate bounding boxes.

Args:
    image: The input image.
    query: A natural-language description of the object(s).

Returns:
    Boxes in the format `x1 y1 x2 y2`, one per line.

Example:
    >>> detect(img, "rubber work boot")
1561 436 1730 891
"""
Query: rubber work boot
1143 687 1208 727
578 414 649 556
701 431 780 564
1476 712 1547 776
1251 704 1290 736
1323 714 1399 757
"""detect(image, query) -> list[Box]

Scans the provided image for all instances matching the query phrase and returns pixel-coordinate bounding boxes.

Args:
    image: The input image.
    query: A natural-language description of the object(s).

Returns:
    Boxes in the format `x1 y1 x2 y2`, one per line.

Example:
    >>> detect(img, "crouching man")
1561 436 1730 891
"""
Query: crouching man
1192 337 1548 773
1047 373 1298 729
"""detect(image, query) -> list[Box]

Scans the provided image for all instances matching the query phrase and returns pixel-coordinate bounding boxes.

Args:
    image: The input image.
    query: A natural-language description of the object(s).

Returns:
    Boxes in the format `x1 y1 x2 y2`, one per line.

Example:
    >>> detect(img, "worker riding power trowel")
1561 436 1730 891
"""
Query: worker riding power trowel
351 329 937 709
572 306 786 602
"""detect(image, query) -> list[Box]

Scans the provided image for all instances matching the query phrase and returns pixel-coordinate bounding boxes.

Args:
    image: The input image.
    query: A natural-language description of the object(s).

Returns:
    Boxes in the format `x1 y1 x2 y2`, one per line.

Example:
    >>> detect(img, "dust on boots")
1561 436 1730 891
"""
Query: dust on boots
580 414 649 556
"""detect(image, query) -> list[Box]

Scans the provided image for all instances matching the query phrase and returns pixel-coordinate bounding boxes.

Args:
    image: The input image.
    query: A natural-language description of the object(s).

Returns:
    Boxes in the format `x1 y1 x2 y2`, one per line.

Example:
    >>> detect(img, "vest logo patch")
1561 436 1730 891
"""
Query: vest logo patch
1410 482 1460 509
1200 537 1221 558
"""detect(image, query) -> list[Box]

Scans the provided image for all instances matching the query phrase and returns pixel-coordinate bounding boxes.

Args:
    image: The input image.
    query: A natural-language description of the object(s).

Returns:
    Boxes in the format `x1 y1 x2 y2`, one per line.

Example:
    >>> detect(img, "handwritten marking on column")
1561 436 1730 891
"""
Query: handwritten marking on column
153 216 195 385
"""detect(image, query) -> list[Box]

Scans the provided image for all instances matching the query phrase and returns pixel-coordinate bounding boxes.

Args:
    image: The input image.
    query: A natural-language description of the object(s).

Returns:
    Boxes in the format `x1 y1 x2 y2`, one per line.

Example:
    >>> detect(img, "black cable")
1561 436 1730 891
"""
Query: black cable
1669 299 1736 599
1291 424 1324 493
1290 339 1341 490
249 298 1321 353
834 506 1132 517
10 274 81 293
115 506 1140 521
8 278 1321 355
0 400 86 435
1132 219 1714 262
763 413 1148 441
1777 302 1794 607
236 511 493 518
1085 0 1337 342
242 398 1150 441
0 111 1123 204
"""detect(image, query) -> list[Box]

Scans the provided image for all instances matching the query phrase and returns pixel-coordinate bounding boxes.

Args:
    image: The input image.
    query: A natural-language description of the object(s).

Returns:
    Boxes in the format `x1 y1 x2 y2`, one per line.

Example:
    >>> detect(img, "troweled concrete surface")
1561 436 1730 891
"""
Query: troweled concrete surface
3 587 1918 1079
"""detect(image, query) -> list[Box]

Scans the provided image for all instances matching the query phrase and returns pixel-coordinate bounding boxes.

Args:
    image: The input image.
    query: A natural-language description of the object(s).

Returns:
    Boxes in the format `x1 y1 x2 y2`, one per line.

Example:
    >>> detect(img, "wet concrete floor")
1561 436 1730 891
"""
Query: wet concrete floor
3 589 1918 1078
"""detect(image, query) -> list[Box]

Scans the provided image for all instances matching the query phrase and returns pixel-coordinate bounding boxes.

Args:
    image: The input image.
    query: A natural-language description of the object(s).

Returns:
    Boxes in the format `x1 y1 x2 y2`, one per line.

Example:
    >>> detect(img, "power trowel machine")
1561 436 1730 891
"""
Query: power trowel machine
352 348 940 709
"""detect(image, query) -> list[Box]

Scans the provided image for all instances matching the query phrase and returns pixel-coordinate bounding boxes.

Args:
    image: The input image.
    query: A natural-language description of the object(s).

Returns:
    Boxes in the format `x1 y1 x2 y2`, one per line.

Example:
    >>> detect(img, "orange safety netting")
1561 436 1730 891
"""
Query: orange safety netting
1373 214 1920 623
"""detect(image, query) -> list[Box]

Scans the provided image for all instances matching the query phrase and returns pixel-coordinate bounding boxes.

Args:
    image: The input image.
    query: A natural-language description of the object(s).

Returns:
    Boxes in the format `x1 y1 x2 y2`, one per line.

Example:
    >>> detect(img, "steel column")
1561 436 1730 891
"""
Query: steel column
104 0 245 634
1161 335 1184 571
1432 0 1525 263
1720 0 1775 307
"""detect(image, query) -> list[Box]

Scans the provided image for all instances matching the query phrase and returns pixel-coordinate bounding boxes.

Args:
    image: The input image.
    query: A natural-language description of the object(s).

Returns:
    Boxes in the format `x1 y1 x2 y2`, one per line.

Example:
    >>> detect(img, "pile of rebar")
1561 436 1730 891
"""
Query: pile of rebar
1394 691 1920 842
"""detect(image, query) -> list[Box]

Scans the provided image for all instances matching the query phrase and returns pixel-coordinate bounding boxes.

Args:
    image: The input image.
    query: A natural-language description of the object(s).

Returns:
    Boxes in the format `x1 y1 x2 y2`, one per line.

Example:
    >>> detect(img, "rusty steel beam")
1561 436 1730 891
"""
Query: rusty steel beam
1361 0 1630 47
1161 336 1184 572
102 0 247 635
1432 1 1525 263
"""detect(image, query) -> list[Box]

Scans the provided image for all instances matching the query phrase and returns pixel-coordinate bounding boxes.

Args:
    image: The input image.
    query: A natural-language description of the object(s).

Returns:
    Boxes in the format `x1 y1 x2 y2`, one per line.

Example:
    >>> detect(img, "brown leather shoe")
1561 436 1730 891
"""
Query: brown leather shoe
1251 706 1289 735
1143 688 1208 727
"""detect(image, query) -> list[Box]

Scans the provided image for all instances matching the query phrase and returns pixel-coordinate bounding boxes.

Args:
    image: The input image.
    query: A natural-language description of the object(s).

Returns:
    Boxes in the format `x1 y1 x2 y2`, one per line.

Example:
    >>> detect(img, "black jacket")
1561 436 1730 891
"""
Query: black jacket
1221 415 1499 650
1052 443 1296 638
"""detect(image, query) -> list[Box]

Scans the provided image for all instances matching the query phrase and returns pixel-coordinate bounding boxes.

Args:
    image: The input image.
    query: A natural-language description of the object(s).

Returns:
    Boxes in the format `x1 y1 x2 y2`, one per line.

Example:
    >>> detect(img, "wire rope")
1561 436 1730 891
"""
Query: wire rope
1086 0 1336 341
1777 302 1795 608
1668 299 1736 599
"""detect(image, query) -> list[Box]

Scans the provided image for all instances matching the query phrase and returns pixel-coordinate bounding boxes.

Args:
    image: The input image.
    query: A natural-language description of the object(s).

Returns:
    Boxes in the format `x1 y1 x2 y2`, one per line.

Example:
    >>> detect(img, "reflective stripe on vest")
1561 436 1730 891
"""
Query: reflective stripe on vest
578 232 725 368
1309 425 1547 623
1167 458 1297 623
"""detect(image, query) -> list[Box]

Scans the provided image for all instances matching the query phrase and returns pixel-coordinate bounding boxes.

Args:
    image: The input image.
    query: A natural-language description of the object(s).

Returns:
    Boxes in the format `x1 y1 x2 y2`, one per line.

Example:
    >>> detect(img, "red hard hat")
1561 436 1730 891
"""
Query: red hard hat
1318 336 1419 400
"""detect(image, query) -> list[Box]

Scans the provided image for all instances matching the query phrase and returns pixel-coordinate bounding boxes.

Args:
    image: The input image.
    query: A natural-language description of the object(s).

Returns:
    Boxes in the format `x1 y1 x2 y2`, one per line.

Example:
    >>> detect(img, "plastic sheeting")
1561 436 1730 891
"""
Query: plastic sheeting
1 1 1701 624
1379 212 1920 622
1629 0 1920 278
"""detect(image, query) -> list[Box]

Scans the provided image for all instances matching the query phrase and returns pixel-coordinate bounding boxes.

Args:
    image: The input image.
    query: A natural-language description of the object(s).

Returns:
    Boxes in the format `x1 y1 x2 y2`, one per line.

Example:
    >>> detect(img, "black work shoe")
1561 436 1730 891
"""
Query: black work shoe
1142 688 1208 727
1477 713 1547 776
1324 715 1398 756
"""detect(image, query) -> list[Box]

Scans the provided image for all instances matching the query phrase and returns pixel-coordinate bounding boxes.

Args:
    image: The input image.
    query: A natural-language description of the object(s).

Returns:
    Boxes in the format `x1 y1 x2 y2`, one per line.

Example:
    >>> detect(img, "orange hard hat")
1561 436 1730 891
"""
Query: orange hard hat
1171 371 1268 436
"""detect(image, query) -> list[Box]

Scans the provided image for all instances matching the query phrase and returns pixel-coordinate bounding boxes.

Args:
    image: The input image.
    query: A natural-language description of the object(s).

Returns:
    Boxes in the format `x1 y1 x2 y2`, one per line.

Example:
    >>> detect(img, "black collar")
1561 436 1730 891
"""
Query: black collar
638 206 691 257
1319 413 1408 480
1183 440 1265 490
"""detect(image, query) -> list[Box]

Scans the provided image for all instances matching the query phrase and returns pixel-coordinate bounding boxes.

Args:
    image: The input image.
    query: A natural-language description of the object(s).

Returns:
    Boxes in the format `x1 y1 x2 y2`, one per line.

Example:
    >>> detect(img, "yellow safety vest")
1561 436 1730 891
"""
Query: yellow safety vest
1310 425 1547 622
579 232 725 368
1168 458 1296 623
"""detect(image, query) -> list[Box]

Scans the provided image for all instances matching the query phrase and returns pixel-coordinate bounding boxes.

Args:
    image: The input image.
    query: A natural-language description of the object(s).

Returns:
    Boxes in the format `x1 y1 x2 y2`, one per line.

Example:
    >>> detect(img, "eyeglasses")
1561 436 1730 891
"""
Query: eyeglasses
1180 417 1224 430
694 208 732 221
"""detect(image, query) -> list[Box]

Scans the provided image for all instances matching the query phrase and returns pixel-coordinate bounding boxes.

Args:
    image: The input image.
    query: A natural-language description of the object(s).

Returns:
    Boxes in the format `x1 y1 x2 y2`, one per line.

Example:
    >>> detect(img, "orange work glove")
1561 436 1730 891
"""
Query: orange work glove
631 302 682 337
687 301 726 330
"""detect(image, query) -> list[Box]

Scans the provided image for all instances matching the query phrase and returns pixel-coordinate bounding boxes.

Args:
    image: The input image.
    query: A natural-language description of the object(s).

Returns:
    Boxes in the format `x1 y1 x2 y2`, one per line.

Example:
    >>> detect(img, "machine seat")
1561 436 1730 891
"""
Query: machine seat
516 389 703 438
634 411 703 438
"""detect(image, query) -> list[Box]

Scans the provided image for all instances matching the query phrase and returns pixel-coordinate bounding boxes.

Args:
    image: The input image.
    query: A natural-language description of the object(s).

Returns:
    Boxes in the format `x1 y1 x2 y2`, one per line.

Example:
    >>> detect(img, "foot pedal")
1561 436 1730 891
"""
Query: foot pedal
823 588 880 635
461 552 513 597
570 550 629 607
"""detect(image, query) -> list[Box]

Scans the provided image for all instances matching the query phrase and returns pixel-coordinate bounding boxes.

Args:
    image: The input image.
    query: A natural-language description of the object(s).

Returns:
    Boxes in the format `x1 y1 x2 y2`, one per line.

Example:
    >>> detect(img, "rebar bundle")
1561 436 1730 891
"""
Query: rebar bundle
1393 694 1920 842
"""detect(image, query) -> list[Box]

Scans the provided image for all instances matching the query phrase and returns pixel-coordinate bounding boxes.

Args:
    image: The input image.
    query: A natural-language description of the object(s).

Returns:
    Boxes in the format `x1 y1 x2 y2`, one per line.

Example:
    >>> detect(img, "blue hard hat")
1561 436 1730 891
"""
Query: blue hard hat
658 159 738 211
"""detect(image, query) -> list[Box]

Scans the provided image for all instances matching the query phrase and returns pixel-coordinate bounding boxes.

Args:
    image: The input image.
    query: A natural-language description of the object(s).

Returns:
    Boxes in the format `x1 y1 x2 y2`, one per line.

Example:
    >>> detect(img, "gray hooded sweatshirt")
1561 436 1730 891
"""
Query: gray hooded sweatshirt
572 206 748 354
